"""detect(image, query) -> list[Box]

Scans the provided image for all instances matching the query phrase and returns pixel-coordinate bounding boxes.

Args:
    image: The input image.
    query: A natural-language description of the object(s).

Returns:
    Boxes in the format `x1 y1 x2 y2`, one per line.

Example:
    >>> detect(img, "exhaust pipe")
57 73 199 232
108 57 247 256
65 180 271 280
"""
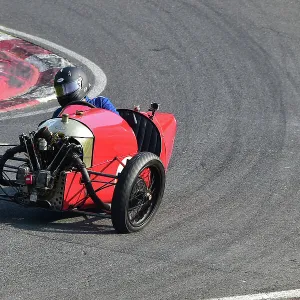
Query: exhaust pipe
72 153 111 212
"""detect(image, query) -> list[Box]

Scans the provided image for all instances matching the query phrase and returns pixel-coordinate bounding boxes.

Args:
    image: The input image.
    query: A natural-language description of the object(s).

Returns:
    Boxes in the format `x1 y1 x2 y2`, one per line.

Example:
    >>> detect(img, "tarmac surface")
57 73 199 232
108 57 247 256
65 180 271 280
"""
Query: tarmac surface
1 1 300 299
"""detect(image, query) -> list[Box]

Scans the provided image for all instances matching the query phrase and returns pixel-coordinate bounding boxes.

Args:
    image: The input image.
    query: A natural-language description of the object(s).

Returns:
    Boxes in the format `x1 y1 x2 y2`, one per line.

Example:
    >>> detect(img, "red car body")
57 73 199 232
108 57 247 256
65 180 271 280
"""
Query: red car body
0 102 176 233
52 104 176 211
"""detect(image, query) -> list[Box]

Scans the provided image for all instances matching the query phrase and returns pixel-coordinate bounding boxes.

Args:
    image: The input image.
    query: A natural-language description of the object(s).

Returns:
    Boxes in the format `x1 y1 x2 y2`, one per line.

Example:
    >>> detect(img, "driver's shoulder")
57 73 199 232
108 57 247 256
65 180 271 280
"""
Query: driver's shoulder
86 96 108 108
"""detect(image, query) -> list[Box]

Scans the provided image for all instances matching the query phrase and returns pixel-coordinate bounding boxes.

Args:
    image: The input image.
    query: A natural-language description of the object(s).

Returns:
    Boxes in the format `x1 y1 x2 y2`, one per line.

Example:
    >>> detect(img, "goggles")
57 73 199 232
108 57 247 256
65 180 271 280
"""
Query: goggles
55 80 81 97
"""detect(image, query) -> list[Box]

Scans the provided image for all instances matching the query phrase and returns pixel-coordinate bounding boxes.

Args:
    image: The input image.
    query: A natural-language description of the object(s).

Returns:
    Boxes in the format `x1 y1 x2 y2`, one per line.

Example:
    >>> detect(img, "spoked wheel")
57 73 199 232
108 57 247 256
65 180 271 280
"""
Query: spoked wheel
0 145 27 186
0 145 29 202
111 152 165 233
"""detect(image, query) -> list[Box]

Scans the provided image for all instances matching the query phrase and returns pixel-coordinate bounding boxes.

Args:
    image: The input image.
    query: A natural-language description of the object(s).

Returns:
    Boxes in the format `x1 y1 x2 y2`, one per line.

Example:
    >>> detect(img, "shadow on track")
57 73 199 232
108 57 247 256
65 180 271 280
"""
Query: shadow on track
0 200 116 235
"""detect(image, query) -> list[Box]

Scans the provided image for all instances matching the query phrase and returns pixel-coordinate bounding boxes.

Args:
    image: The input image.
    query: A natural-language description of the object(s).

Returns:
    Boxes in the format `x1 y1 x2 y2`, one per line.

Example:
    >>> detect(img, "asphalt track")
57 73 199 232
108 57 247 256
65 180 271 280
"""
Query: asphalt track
1 1 300 299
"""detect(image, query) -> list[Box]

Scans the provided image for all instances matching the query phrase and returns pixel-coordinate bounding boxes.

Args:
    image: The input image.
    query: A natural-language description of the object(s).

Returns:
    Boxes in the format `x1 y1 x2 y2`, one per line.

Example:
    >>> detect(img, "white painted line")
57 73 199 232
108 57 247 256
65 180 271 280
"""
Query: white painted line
205 289 300 300
0 25 107 98
0 32 17 41
0 107 58 121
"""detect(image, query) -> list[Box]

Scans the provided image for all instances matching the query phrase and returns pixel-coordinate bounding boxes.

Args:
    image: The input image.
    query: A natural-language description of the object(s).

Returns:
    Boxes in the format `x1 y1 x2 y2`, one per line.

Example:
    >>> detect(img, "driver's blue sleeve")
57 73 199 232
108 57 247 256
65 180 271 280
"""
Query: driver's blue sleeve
52 107 62 118
86 96 119 115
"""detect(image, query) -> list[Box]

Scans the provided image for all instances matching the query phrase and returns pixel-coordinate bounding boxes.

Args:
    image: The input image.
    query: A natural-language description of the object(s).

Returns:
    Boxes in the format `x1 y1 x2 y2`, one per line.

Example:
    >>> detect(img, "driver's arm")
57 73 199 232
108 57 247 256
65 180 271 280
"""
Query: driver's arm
52 107 62 118
86 96 119 115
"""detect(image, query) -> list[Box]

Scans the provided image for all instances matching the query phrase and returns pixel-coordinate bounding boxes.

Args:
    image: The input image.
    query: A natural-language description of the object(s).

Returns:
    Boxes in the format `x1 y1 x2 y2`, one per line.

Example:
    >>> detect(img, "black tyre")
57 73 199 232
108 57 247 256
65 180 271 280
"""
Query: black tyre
0 145 26 186
111 152 165 233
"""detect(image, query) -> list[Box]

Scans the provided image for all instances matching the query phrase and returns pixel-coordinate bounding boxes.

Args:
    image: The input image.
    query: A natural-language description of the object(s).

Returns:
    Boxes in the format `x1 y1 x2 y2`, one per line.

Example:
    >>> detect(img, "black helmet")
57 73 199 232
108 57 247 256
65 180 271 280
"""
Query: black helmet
54 66 91 107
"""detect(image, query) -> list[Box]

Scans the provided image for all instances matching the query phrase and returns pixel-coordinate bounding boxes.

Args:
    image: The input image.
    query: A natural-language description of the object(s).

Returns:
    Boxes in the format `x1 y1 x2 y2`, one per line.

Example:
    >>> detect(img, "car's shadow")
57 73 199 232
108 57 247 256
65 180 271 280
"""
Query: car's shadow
0 200 116 235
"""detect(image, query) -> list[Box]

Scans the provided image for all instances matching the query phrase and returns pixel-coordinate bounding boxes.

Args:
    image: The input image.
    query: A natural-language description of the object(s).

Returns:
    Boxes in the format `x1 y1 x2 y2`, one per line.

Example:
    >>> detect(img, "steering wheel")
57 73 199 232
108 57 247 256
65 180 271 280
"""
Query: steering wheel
63 100 96 109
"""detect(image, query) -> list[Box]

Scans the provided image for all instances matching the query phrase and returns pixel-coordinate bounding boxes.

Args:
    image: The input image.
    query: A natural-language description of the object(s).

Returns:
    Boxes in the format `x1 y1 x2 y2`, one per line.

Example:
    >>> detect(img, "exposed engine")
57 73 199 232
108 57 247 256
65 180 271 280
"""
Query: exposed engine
0 122 110 211
0 126 82 207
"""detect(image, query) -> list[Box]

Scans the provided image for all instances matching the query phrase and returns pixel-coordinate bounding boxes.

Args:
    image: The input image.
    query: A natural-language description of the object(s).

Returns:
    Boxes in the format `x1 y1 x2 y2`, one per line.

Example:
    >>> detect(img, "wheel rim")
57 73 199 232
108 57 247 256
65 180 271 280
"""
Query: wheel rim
127 165 161 227
0 147 28 186
0 148 29 202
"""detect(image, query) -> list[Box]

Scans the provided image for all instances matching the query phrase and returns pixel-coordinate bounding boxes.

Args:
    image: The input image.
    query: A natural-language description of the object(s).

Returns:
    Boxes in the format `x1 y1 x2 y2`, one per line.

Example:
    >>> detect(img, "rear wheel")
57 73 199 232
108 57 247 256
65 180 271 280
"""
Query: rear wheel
111 152 165 233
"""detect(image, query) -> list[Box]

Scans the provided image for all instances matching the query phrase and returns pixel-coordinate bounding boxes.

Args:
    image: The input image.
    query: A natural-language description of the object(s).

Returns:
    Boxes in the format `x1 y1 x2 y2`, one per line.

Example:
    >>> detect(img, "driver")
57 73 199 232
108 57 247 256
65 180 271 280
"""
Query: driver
52 66 119 118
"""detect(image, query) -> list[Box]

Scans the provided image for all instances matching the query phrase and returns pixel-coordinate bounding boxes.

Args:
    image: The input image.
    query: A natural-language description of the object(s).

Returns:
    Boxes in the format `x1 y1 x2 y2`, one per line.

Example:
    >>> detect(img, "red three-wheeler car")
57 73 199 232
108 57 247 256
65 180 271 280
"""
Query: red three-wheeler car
0 102 176 233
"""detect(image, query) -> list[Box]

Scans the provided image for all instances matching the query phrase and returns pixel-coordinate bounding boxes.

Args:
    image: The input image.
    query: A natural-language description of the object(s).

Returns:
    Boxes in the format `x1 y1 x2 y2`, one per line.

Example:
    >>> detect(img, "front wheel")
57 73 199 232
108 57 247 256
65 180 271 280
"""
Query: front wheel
0 145 26 186
111 152 165 233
